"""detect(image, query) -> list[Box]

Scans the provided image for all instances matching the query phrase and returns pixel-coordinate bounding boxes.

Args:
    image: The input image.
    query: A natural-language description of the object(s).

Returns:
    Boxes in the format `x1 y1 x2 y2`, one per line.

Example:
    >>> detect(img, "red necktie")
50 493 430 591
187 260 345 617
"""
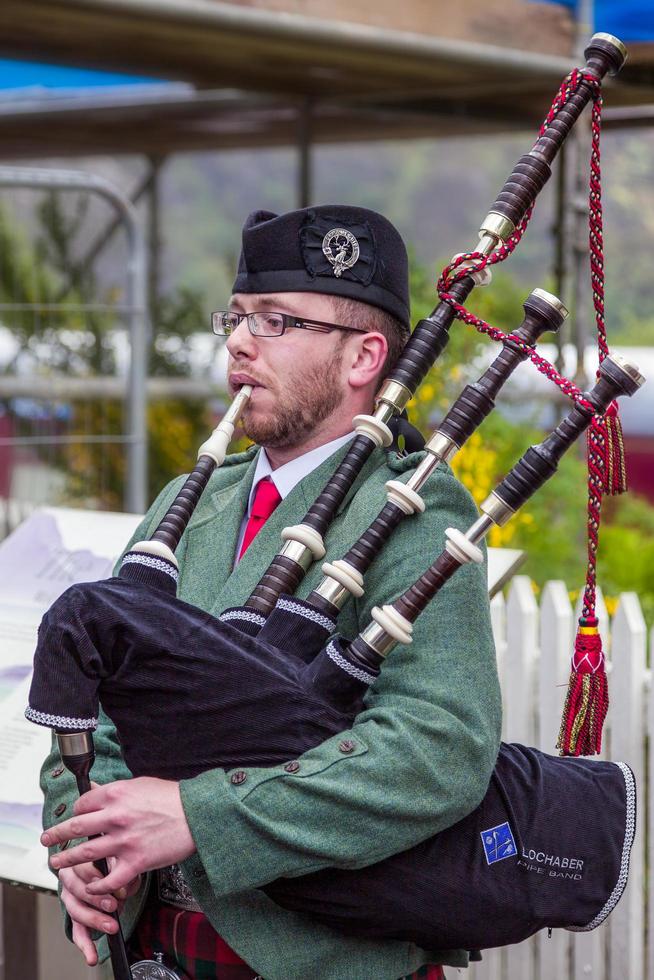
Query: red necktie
238 476 282 560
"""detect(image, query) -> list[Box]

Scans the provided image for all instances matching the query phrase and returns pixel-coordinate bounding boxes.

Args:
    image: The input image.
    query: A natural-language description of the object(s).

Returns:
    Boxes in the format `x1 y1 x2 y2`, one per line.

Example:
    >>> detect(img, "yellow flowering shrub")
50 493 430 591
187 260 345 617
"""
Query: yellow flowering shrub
62 399 209 510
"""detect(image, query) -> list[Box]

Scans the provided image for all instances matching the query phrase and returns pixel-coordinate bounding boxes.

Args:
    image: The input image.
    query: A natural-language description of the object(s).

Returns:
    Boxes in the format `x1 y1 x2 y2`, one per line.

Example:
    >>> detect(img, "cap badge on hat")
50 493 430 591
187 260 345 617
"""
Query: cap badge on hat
300 212 376 287
322 228 360 278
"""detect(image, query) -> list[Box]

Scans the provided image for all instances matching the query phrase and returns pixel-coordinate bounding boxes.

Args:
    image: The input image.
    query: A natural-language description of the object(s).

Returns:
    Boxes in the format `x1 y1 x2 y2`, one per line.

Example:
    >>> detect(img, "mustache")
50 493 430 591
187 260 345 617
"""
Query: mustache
228 365 270 388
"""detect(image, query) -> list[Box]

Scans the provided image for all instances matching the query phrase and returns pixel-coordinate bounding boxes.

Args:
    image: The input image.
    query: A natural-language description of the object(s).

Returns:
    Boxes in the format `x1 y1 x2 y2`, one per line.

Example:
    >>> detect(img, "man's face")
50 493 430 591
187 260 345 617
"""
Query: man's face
226 291 351 449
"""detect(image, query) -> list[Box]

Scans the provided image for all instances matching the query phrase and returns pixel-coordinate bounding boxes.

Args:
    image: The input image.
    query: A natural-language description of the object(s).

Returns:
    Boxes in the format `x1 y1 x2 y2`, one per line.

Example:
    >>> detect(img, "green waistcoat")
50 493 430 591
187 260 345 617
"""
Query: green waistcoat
41 442 501 980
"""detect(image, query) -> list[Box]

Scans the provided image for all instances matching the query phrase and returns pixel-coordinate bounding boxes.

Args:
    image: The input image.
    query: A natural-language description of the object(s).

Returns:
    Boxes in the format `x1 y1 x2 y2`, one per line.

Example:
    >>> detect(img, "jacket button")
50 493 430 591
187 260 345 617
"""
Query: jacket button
50 767 65 778
338 739 356 754
284 761 300 773
193 868 205 879
230 770 247 785
54 803 66 817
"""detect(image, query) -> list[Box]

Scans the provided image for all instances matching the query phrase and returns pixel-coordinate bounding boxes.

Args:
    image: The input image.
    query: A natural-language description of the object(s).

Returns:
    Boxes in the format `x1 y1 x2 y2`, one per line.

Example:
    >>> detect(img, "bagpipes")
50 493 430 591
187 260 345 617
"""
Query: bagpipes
27 32 643 976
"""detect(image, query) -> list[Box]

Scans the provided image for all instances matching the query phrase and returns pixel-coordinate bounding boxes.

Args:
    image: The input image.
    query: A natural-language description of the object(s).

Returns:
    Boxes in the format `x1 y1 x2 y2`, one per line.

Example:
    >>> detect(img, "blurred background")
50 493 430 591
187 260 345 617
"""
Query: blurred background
1 1 654 978
1 0 653 623
1 0 653 611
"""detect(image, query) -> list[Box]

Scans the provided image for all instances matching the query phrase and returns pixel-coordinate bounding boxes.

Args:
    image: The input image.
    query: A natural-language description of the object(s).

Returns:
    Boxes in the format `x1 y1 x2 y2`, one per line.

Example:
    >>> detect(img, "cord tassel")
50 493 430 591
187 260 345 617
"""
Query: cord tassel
557 618 608 756
603 401 628 495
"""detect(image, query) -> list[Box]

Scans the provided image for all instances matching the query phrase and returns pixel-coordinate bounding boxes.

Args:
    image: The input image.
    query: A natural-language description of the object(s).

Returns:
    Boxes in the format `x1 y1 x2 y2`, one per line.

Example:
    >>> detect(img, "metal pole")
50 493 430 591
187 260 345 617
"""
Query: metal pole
297 98 312 209
124 179 149 515
0 165 149 513
147 155 164 320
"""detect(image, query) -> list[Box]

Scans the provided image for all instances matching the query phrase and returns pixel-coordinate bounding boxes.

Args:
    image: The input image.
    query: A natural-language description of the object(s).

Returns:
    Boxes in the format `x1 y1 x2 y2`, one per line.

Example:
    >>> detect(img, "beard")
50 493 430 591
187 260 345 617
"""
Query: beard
242 348 345 449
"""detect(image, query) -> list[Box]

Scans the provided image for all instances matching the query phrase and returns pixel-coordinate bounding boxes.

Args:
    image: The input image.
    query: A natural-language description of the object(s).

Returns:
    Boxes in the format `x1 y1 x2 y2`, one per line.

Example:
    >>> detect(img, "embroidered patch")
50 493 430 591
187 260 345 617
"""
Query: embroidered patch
481 821 517 865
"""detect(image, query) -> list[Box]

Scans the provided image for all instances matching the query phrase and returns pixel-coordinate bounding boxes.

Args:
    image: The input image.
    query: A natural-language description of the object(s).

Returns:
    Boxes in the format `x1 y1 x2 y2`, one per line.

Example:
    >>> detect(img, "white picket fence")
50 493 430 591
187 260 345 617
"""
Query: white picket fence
461 576 650 980
0 496 36 541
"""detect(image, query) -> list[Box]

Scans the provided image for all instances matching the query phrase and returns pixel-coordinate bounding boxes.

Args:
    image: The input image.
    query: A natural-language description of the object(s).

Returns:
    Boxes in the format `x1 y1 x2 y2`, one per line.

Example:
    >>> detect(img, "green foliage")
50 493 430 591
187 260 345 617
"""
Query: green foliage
0 205 57 304
597 493 654 627
152 285 207 376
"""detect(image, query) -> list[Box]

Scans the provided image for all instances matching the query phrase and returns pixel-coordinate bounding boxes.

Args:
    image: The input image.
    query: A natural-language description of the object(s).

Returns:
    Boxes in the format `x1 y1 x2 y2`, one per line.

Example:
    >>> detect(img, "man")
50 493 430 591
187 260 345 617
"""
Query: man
40 205 501 979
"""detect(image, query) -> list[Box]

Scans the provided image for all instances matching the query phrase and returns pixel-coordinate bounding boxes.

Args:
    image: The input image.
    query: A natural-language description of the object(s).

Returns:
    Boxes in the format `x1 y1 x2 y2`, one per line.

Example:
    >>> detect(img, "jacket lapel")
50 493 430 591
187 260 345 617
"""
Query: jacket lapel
178 451 258 612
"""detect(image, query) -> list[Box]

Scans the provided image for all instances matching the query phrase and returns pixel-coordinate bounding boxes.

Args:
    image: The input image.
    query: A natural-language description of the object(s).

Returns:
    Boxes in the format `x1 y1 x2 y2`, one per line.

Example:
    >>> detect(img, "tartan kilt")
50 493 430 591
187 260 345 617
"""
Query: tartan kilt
128 891 445 980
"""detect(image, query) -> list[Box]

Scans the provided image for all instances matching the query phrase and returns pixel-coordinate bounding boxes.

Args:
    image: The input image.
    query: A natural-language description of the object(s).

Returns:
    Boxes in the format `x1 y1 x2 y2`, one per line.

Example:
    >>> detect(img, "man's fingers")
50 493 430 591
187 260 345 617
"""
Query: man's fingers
86 861 137 897
115 873 143 913
62 885 119 938
73 783 110 814
67 862 105 885
71 922 99 967
48 835 113 872
41 809 111 848
56 858 140 916
59 867 118 913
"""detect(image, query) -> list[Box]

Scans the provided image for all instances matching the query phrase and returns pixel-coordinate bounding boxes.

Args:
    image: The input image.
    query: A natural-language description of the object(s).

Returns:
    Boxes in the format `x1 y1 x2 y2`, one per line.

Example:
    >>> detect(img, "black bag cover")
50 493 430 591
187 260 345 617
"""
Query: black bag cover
26 571 636 950
264 742 636 949
26 575 353 777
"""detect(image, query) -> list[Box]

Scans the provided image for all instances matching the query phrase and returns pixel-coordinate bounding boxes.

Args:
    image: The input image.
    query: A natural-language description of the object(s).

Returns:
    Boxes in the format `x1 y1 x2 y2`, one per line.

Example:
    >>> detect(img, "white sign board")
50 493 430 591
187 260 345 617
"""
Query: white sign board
0 507 142 891
0 506 522 892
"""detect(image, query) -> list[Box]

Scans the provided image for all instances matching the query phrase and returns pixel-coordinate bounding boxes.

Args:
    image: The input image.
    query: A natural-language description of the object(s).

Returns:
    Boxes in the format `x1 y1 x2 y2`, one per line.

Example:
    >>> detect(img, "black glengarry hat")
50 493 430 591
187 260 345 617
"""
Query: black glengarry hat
232 205 410 328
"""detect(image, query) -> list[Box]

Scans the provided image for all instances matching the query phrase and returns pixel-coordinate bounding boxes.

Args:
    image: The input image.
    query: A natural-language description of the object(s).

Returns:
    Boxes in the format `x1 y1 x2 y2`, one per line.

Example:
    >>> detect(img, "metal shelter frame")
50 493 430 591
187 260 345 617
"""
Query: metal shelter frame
0 165 149 513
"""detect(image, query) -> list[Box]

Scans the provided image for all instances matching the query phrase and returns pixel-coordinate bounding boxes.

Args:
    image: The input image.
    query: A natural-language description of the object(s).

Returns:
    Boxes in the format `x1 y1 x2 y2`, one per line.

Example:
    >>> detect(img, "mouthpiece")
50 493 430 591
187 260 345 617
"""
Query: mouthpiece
198 383 252 465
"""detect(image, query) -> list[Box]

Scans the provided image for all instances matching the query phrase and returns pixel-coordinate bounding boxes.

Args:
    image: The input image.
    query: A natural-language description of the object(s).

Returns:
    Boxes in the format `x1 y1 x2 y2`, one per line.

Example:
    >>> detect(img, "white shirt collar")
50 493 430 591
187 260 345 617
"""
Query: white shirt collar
246 432 355 515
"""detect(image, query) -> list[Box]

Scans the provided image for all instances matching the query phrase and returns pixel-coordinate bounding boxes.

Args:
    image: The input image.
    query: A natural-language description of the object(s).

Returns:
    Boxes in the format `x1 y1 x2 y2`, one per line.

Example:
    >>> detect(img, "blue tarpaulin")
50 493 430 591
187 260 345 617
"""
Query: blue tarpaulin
594 0 654 41
0 58 173 93
538 1 654 42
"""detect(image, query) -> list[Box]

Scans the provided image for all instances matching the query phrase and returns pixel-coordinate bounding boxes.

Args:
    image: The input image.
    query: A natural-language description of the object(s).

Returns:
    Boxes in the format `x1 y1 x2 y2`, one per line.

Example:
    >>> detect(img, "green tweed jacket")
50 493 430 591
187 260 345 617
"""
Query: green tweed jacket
41 442 501 980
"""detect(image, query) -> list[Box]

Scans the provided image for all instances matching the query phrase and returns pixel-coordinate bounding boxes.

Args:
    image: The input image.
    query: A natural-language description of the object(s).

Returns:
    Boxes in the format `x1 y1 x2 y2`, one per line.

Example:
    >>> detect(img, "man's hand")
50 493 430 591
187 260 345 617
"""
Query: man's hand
42 777 196 895
58 861 141 966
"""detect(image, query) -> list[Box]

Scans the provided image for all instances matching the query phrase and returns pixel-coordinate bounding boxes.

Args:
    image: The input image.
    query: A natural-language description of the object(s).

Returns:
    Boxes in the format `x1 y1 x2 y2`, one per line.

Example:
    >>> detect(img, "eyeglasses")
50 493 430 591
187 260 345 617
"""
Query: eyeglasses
211 310 367 338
